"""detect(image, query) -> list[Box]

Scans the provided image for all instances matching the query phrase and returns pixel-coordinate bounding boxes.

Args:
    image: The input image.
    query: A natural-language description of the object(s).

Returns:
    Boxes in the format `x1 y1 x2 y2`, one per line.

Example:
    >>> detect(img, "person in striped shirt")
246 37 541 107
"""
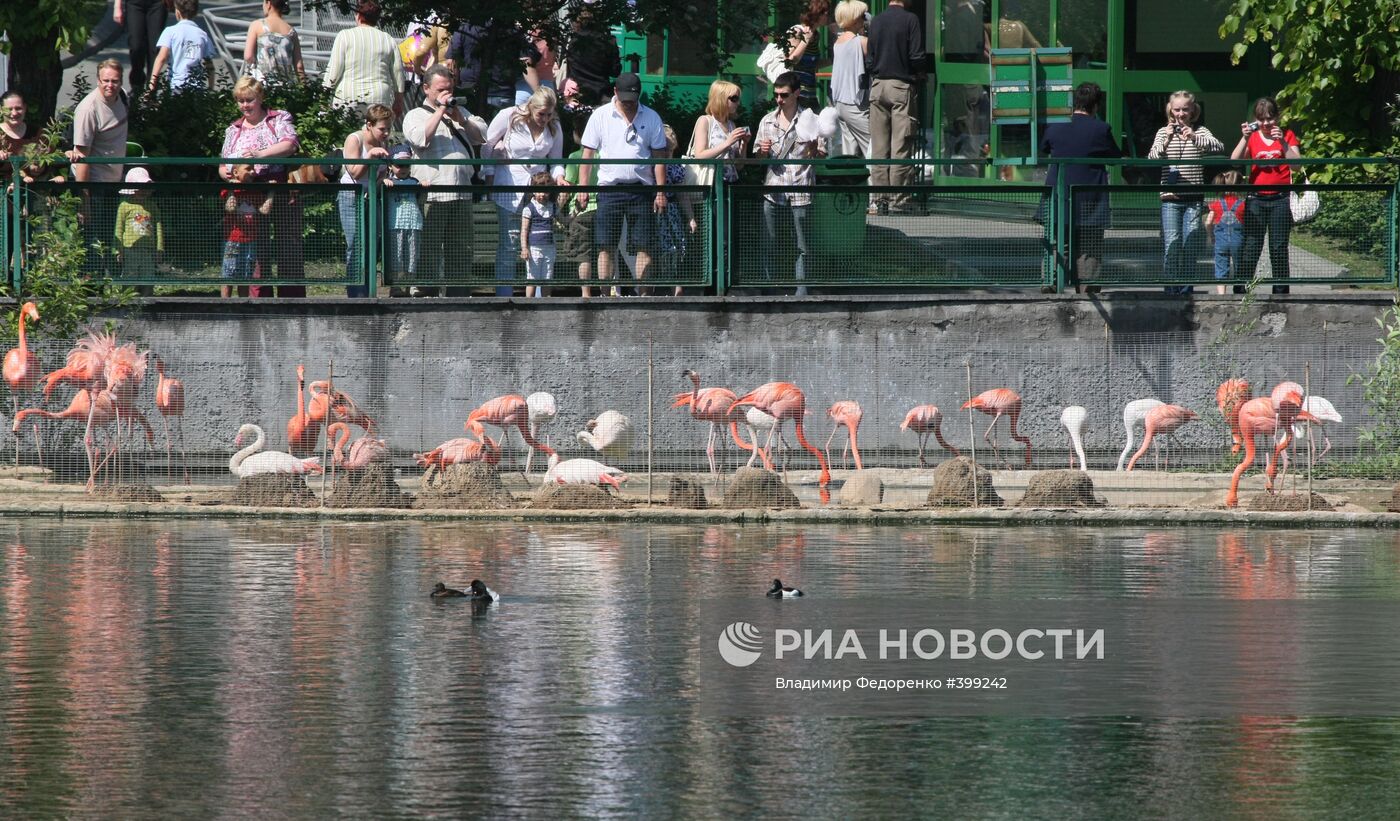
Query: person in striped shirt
1147 90 1223 294
323 0 404 118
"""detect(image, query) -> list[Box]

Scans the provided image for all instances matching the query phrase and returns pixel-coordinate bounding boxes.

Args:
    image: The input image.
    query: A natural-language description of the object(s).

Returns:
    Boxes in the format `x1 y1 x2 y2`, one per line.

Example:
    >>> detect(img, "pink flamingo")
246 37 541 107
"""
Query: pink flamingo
673 369 752 475
544 452 628 490
900 404 959 467
326 421 388 469
824 400 864 470
961 388 1031 468
40 330 112 398
14 388 152 490
1125 404 1198 471
1216 378 1251 455
1226 391 1313 508
466 394 555 466
730 381 830 504
309 380 376 434
413 434 502 471
153 356 188 483
287 364 322 458
3 302 42 466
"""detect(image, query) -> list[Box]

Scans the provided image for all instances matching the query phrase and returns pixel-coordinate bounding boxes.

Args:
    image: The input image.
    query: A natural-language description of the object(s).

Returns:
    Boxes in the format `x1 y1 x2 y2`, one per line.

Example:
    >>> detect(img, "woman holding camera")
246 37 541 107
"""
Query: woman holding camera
1147 90 1222 294
1231 96 1301 293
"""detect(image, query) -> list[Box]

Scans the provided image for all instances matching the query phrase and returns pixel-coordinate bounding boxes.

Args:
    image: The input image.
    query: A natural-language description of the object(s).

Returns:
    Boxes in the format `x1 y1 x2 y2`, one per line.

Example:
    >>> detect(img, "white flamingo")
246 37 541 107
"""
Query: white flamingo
577 410 633 463
230 423 323 478
1116 398 1164 472
544 453 628 490
742 406 787 468
1060 405 1088 471
1290 396 1342 459
524 391 557 473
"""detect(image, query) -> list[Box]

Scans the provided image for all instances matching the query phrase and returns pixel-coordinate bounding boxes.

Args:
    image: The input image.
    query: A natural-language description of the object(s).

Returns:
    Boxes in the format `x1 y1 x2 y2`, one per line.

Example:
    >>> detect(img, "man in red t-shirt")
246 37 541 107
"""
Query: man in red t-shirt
1230 96 1302 294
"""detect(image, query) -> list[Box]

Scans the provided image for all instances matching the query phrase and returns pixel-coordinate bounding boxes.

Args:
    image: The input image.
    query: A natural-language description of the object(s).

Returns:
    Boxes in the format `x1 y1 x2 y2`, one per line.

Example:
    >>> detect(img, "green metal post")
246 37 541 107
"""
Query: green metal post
365 162 378 295
8 157 18 293
715 165 727 295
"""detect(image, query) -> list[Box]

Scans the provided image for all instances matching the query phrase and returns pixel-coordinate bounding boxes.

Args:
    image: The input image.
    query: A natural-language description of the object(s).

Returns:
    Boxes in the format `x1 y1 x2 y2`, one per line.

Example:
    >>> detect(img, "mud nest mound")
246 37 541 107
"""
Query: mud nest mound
668 476 709 509
413 463 516 510
1017 470 1104 508
1390 482 1400 513
92 483 166 503
1246 492 1336 512
528 483 631 510
324 464 412 509
721 467 800 509
927 457 1003 507
228 474 319 508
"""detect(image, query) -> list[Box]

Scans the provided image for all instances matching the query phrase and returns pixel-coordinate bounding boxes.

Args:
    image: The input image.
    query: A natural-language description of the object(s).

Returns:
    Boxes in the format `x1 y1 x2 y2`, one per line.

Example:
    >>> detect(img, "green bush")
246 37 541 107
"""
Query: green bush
1299 190 1391 259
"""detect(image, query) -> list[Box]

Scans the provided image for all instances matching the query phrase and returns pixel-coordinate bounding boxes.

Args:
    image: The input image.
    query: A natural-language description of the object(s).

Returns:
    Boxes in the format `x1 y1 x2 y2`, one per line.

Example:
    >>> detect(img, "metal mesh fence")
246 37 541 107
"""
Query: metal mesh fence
2 316 1394 512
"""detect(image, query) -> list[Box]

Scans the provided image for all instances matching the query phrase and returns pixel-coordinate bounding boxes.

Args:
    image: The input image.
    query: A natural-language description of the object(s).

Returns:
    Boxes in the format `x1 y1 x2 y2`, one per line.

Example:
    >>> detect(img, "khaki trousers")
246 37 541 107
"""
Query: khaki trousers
869 78 915 207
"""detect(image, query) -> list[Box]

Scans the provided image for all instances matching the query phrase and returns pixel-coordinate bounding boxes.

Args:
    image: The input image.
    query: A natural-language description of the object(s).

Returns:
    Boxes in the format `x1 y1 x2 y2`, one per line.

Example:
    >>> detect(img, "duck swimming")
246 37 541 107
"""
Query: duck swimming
468 580 497 602
431 582 467 598
767 578 804 598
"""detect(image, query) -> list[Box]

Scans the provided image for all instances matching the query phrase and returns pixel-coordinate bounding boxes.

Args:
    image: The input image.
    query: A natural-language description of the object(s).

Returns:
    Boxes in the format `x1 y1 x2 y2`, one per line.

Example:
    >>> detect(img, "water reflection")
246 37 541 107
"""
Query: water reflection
1 521 1399 814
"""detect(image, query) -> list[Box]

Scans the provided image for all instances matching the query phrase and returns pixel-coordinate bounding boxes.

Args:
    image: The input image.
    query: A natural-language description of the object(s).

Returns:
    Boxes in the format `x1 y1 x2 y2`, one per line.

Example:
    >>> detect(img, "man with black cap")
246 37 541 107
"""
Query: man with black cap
574 72 668 295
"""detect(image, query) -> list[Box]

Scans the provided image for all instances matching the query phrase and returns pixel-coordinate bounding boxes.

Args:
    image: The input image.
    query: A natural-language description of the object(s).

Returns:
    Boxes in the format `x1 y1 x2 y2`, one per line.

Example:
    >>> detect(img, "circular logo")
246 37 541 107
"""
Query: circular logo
718 621 763 667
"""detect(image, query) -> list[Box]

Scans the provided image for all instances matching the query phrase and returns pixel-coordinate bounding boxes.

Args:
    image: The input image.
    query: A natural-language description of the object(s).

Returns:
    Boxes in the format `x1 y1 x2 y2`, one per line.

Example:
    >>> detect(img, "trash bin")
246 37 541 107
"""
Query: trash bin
810 157 869 257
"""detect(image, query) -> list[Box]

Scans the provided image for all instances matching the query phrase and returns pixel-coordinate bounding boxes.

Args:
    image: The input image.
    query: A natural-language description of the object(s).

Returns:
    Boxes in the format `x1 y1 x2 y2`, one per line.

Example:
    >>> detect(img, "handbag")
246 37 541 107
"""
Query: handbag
681 116 718 188
1290 174 1320 224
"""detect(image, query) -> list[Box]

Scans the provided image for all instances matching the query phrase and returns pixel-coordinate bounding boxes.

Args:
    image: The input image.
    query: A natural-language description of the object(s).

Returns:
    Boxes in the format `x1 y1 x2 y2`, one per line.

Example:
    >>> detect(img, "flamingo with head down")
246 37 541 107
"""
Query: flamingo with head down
962 388 1031 468
673 369 751 476
1226 389 1313 508
326 422 388 470
524 391 557 473
1060 406 1088 471
414 434 502 471
1116 398 1164 471
901 404 959 468
466 394 554 467
824 400 864 471
577 410 633 463
1125 404 1198 472
14 387 153 490
730 381 830 504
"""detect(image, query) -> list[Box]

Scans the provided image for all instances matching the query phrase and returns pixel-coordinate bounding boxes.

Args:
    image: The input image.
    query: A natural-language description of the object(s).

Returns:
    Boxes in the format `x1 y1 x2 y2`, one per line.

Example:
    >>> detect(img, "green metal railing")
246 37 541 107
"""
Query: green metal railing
5 155 1397 295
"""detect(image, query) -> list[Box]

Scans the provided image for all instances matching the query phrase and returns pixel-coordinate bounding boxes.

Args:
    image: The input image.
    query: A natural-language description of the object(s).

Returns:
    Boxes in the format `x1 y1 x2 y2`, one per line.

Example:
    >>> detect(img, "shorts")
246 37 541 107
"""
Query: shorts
222 240 256 279
594 187 655 254
564 210 597 263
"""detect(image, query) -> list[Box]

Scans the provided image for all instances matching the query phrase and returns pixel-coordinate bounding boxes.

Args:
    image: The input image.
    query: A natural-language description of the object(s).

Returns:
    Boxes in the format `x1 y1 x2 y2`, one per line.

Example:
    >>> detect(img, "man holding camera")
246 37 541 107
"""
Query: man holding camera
404 64 488 295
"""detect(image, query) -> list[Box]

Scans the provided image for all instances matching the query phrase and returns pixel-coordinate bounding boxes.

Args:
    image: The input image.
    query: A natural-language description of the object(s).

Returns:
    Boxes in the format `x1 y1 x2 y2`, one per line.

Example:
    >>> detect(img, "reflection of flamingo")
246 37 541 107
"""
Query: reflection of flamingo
1226 392 1312 508
731 381 830 504
1116 398 1164 471
1060 406 1088 471
901 404 959 468
326 421 388 469
1216 379 1251 454
230 423 322 478
414 435 502 470
674 369 746 475
962 388 1031 468
287 364 321 457
154 356 188 483
466 394 554 466
577 410 633 463
544 452 628 490
1126 404 1198 471
3 302 41 465
824 400 864 470
524 391 557 473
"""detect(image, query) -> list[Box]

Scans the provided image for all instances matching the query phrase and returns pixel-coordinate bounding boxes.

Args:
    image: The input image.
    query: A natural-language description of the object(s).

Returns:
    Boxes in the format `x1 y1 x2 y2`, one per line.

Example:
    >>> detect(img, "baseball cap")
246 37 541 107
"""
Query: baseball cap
389 144 412 160
615 72 642 102
120 166 151 195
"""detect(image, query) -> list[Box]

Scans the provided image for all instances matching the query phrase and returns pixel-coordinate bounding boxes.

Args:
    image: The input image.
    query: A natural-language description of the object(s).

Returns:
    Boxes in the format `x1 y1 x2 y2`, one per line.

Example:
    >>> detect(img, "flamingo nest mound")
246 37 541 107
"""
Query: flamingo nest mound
927 457 1004 507
228 474 319 508
721 467 801 509
1246 492 1336 512
529 483 631 510
92 483 166 503
668 476 709 509
1017 470 1104 508
413 463 516 510
324 464 412 509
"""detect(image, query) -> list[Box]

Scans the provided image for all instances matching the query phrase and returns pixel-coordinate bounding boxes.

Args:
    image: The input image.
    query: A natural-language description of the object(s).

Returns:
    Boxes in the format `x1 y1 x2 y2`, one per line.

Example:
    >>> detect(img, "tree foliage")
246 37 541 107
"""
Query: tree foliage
0 0 106 126
1221 0 1400 164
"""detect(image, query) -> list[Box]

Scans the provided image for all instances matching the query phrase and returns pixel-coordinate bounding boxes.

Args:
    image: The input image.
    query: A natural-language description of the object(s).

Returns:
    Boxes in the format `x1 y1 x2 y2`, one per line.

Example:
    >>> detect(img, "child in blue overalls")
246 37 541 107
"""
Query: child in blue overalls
1205 170 1246 295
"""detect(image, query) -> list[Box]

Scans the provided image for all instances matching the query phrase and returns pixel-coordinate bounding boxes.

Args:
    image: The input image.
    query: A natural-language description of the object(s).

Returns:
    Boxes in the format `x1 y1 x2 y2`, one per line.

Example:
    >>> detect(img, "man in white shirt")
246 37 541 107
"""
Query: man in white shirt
403 64 487 295
574 73 668 293
69 59 129 275
754 71 823 296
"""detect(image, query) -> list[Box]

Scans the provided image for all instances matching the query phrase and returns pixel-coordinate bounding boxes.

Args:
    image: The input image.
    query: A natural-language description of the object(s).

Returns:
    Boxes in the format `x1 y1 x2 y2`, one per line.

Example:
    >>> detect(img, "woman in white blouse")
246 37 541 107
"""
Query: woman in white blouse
485 87 566 296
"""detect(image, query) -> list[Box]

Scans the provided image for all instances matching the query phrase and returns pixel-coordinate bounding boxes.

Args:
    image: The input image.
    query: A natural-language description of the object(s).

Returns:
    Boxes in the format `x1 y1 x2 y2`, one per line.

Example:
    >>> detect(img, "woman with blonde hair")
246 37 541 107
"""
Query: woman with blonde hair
485 85 566 296
687 80 750 185
830 0 871 157
1147 89 1222 294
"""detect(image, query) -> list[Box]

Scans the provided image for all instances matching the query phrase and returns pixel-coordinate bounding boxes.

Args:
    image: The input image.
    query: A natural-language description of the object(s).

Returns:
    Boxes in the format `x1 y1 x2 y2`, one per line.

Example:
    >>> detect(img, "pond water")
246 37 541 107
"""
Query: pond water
2 520 1399 817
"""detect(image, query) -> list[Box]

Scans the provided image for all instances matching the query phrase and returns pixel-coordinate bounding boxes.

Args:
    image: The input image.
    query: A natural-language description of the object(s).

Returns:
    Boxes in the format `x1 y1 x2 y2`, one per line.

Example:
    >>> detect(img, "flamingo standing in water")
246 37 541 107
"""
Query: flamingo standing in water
901 404 959 468
1125 404 1198 471
524 391 557 473
153 356 188 483
1216 378 1251 455
414 434 502 471
961 388 1031 468
1226 391 1312 508
673 369 747 476
577 410 634 463
1116 398 1164 471
326 421 388 469
824 400 864 471
1060 406 1088 471
230 423 322 478
466 394 555 467
286 364 322 457
3 302 42 466
731 381 830 504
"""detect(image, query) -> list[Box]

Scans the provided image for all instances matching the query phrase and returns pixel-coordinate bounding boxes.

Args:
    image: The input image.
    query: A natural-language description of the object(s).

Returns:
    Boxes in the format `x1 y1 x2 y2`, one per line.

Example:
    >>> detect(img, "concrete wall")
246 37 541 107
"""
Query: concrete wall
7 293 1396 468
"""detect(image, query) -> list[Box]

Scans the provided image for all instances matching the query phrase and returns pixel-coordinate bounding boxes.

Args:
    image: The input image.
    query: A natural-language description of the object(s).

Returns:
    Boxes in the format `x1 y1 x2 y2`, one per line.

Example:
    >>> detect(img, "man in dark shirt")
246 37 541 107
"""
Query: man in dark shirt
866 0 925 213
565 11 622 107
